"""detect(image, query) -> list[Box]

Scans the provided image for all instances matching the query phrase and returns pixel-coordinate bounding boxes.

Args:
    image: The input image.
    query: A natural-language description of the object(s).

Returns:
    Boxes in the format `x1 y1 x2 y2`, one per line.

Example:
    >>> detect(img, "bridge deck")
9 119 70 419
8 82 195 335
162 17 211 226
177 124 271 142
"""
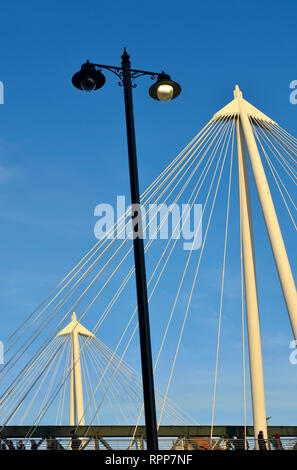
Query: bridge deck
0 425 296 438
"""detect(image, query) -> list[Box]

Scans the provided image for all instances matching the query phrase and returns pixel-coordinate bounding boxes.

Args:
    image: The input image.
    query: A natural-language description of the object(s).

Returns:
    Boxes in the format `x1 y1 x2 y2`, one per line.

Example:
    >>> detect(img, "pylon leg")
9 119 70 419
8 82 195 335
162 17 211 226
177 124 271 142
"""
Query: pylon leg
236 118 268 445
235 85 297 340
72 318 85 426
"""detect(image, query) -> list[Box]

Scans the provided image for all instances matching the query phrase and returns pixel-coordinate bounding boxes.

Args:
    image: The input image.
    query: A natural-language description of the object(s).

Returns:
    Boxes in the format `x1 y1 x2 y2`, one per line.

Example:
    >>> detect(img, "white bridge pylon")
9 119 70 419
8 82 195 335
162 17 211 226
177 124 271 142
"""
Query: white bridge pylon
214 86 297 445
56 312 94 426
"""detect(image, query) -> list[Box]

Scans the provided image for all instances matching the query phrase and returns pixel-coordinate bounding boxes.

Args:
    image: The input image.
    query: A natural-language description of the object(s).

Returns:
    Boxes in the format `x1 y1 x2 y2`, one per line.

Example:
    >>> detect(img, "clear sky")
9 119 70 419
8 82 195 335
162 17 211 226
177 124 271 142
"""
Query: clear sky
0 0 296 427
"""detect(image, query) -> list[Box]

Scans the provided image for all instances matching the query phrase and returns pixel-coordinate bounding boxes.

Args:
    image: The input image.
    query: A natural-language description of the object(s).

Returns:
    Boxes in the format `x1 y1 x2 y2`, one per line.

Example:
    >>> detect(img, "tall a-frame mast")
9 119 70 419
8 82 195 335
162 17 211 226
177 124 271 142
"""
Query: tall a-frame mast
57 312 94 426
233 85 297 340
214 86 297 445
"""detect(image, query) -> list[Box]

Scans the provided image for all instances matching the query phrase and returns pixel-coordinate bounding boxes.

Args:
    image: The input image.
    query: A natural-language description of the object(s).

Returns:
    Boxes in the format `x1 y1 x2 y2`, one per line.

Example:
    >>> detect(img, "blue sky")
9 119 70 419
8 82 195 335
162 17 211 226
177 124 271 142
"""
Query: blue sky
0 0 296 427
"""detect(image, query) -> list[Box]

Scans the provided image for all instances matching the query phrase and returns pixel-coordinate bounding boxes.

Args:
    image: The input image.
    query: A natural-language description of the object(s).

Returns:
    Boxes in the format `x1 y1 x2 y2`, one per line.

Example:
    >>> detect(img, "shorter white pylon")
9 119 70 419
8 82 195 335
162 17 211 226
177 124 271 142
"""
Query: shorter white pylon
56 312 94 426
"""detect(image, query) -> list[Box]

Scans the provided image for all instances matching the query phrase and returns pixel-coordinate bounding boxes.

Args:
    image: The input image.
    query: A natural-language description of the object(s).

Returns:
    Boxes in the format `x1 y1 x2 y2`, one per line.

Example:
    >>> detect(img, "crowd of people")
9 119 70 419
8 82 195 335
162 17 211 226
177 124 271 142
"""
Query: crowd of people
0 430 81 450
228 430 284 451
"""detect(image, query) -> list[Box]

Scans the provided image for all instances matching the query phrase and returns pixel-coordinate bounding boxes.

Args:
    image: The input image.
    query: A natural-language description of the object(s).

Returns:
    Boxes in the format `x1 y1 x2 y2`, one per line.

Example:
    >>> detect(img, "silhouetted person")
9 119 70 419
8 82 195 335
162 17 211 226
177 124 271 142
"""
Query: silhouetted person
17 440 25 450
31 438 44 450
46 436 57 450
51 437 58 450
257 431 266 450
1 443 7 450
272 433 283 450
70 430 80 450
5 440 15 450
31 440 38 450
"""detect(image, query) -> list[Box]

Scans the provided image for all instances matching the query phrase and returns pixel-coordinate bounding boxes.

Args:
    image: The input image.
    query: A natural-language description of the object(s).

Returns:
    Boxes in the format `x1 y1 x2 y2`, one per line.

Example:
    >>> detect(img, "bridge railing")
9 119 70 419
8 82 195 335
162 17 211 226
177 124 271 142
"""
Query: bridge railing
1 437 296 450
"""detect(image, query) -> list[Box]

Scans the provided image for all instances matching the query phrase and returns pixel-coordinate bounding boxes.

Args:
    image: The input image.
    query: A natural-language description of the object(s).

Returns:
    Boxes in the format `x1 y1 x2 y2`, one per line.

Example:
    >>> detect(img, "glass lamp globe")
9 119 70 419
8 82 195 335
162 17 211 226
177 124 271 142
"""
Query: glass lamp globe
156 84 174 102
81 77 97 92
149 72 181 102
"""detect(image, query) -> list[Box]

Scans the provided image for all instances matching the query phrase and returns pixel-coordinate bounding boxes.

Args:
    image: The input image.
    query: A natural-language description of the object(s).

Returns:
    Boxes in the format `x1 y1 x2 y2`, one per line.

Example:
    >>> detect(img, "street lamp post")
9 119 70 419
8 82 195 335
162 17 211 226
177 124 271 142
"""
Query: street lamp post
72 49 181 451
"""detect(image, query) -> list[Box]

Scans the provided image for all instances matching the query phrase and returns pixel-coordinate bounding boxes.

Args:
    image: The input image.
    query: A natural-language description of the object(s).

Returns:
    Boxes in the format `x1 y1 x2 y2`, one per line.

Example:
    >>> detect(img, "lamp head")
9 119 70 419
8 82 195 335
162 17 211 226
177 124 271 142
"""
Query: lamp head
149 72 181 102
72 61 106 92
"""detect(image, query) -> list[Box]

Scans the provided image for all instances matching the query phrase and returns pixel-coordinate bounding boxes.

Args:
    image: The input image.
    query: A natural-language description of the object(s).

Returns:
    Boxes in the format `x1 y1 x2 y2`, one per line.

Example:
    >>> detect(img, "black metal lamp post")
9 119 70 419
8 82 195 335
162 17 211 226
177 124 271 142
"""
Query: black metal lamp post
72 49 181 451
